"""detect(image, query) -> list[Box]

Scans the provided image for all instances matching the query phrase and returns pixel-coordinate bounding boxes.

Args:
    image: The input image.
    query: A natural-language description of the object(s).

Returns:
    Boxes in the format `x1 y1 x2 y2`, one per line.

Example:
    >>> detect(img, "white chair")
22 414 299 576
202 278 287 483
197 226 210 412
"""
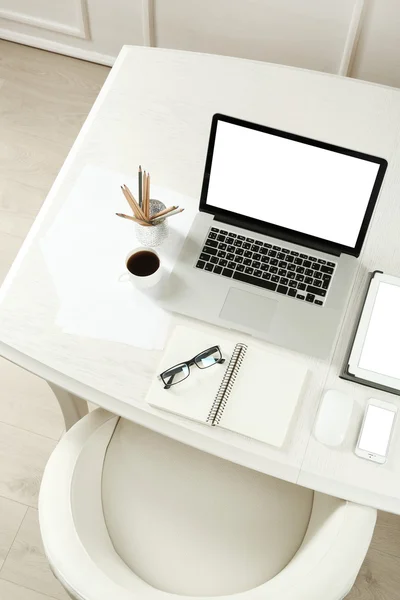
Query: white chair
39 408 376 600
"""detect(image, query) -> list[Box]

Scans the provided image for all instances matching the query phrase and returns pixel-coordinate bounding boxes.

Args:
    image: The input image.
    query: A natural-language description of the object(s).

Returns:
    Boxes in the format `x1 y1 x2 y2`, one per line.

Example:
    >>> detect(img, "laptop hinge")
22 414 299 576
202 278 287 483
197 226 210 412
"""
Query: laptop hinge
213 214 341 257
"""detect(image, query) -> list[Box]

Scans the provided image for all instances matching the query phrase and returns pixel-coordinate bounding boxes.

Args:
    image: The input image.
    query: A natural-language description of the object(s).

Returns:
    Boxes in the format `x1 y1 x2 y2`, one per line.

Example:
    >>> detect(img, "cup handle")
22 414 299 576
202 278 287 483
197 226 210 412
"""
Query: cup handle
118 273 130 283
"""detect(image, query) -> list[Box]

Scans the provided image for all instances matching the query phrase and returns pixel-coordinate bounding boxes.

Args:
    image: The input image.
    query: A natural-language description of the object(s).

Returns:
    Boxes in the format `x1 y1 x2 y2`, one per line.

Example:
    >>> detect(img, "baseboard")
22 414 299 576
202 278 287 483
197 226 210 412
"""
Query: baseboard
0 28 115 66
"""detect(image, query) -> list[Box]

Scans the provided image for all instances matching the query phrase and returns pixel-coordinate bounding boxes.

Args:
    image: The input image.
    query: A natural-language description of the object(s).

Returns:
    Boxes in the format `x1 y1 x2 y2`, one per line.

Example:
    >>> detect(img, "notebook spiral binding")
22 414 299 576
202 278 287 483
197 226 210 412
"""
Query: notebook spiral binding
206 342 248 426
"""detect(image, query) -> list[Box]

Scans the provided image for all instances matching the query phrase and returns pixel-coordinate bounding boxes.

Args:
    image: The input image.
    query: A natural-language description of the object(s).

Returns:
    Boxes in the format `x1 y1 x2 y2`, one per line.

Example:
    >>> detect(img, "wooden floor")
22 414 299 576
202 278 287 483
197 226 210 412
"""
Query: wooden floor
0 40 399 600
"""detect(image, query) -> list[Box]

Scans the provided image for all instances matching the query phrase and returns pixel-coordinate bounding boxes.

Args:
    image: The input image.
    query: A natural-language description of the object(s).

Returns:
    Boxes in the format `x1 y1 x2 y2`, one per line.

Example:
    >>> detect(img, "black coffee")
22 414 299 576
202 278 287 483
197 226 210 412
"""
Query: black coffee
127 251 160 277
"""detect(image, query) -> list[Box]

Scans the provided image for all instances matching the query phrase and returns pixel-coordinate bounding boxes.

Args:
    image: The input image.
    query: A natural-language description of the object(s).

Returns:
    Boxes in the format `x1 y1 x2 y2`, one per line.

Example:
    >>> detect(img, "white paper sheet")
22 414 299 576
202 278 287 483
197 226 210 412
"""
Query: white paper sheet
40 165 196 349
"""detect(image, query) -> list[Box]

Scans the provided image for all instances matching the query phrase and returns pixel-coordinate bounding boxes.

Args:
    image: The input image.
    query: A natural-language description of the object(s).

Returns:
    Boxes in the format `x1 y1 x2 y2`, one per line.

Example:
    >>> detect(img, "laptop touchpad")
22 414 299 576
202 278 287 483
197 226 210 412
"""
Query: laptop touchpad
220 287 278 332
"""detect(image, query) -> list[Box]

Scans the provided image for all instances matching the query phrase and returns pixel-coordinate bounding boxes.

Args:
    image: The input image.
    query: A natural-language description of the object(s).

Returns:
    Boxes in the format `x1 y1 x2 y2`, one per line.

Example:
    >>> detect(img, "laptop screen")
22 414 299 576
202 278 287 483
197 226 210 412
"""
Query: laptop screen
203 118 385 250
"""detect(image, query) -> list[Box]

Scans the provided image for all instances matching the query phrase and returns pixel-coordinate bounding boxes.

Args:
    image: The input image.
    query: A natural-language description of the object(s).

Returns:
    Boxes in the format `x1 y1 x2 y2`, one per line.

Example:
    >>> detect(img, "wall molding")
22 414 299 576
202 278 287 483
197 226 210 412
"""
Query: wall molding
338 0 366 76
141 0 155 46
0 0 89 40
0 28 114 66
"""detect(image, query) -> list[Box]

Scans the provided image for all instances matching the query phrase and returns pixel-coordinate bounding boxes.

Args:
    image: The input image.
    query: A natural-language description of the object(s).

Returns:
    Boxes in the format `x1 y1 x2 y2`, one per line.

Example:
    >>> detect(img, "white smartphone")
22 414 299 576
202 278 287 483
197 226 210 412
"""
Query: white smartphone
355 398 397 464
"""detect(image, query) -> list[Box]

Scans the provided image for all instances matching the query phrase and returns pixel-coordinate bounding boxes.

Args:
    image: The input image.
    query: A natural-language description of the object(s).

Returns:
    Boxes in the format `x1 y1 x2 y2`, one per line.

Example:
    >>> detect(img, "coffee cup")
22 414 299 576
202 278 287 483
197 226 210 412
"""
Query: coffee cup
120 247 162 289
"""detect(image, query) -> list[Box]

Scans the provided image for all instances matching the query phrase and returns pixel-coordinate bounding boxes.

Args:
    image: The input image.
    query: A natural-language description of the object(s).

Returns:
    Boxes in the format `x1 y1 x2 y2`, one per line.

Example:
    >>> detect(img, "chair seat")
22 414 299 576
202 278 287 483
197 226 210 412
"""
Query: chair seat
101 417 313 596
39 409 377 600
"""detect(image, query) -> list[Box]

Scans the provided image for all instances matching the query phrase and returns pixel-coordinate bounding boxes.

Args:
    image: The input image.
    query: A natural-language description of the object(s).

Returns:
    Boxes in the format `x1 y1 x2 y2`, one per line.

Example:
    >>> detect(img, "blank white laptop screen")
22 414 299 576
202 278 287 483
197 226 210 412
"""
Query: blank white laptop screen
358 282 400 380
206 121 380 248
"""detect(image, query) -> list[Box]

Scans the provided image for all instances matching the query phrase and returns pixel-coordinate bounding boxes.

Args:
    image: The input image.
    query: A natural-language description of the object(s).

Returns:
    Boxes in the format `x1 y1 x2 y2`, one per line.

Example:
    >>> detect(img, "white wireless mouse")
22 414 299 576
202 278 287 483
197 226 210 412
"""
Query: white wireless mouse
314 389 354 447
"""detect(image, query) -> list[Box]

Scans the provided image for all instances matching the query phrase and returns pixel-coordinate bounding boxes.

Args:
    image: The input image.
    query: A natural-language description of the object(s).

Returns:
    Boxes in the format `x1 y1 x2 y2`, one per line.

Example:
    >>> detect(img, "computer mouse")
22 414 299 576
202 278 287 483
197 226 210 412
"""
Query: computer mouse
313 389 354 447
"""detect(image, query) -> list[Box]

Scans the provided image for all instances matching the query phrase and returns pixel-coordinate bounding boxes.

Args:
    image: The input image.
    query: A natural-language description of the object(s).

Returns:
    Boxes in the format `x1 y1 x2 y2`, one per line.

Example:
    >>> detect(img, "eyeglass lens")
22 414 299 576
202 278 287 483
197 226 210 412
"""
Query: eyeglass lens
162 363 189 387
195 346 222 369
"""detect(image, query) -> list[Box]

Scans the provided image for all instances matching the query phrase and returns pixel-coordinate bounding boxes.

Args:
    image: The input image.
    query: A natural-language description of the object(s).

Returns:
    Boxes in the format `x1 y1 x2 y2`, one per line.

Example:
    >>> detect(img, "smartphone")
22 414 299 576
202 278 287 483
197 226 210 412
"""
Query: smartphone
355 398 397 464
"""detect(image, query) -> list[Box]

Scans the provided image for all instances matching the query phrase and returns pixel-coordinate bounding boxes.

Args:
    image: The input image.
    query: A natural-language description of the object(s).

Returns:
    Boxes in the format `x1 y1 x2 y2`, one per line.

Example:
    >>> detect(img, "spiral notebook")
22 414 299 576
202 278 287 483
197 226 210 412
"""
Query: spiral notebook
146 326 308 447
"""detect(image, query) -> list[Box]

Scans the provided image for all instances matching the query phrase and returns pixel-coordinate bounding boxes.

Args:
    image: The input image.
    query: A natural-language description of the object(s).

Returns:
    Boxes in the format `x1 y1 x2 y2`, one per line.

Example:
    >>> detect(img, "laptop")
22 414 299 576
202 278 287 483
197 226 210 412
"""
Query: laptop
162 114 387 358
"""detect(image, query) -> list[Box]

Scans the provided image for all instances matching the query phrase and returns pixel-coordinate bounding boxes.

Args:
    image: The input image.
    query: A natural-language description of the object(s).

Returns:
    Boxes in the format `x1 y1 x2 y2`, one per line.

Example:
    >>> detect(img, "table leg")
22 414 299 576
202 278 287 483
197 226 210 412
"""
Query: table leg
48 383 89 431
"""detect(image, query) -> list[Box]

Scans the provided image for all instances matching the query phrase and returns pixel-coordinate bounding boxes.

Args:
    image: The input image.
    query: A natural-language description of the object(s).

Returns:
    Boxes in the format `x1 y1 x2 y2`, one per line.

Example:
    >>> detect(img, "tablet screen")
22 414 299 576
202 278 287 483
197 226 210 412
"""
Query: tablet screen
358 282 400 379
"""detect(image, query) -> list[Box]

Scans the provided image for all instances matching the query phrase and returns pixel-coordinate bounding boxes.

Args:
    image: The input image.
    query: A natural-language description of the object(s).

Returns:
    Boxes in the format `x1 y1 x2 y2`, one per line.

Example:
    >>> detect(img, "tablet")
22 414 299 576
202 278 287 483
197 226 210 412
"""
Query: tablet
345 272 400 393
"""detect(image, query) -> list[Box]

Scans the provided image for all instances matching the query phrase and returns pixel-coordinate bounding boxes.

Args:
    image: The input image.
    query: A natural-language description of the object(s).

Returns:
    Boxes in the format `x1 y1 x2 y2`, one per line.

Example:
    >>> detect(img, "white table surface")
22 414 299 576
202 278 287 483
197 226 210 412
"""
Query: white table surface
1 45 400 513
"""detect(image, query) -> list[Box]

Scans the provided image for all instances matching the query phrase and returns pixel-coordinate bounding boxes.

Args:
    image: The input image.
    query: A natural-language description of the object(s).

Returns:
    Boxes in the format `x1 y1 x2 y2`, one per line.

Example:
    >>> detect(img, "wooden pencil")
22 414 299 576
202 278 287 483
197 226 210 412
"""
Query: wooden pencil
150 205 177 220
146 173 150 219
121 186 141 218
144 174 148 219
121 187 143 221
122 184 147 222
138 165 142 208
142 173 146 218
152 207 185 223
115 213 152 226
122 184 139 210
144 173 149 219
162 207 184 218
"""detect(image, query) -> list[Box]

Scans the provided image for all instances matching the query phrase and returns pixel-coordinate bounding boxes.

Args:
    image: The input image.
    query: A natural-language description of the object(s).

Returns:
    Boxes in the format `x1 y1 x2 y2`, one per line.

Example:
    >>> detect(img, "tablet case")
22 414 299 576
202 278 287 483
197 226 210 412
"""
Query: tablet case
340 269 400 396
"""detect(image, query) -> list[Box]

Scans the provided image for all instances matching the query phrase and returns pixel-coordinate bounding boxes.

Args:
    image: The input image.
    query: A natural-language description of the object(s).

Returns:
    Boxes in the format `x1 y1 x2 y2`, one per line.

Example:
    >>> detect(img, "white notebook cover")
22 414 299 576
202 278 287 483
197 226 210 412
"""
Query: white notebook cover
147 326 308 447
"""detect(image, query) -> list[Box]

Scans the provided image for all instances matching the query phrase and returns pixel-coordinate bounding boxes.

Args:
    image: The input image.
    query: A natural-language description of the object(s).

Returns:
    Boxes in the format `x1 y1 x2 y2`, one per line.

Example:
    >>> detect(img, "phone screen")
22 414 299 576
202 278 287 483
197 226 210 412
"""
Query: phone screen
359 405 395 456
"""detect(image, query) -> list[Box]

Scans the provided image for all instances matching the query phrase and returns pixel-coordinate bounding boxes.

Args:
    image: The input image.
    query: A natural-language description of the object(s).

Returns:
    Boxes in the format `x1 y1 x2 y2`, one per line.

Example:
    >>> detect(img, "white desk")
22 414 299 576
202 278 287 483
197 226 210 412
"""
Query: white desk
1 46 400 513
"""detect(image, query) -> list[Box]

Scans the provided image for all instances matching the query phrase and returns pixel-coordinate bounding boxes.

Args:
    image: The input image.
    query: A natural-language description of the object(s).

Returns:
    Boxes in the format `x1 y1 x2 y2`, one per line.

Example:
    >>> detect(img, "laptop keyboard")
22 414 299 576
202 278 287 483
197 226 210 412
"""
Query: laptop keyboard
195 227 337 306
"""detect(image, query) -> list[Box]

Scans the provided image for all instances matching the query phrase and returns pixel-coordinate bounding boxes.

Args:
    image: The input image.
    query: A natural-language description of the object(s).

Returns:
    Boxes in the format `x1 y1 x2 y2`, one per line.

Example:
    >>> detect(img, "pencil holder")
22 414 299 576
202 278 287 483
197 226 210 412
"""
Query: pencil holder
135 199 169 248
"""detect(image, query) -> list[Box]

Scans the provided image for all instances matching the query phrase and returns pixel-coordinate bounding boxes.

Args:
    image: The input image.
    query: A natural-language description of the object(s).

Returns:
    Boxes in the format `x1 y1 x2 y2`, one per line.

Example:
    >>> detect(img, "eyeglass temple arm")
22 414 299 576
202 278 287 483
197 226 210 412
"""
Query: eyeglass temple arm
162 368 184 389
163 374 174 389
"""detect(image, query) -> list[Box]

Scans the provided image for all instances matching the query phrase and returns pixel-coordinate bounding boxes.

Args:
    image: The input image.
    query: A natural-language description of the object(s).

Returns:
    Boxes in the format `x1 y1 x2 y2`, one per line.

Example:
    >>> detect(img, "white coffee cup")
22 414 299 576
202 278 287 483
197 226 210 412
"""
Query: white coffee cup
119 247 162 289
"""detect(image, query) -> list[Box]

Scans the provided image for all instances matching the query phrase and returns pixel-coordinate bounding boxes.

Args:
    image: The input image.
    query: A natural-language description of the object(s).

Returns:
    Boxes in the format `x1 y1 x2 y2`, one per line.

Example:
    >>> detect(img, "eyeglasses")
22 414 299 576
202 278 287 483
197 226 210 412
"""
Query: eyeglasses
159 345 225 389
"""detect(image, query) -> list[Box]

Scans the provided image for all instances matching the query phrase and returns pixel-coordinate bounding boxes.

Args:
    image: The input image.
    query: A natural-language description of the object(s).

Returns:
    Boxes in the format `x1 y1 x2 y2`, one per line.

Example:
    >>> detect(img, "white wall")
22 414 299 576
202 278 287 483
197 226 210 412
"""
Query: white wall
0 0 399 88
351 0 400 87
0 0 144 64
154 0 354 74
